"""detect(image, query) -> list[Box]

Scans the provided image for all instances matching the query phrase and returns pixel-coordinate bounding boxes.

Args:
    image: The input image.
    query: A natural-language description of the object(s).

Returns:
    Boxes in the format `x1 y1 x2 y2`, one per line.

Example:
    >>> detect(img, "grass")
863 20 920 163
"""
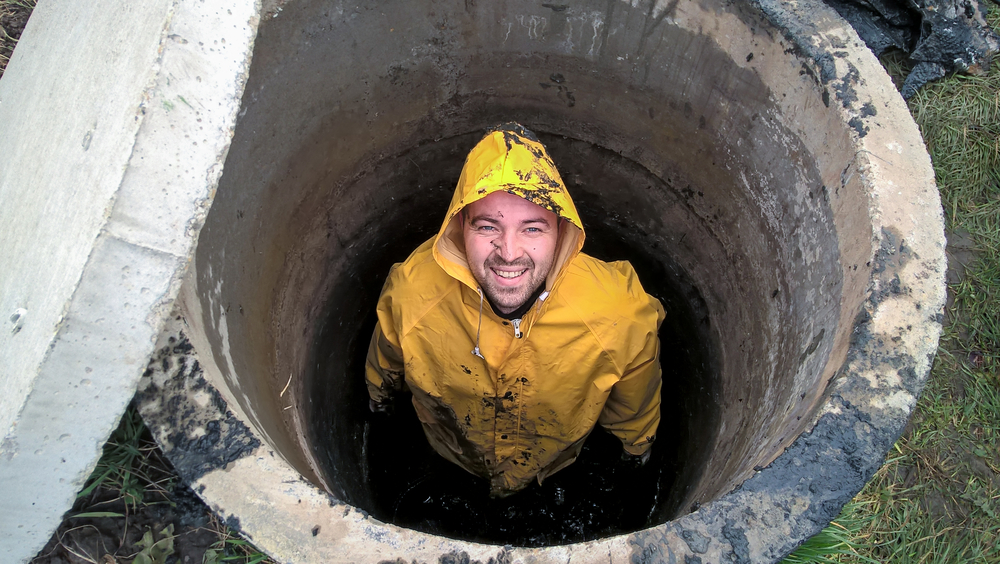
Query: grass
203 517 277 564
48 405 278 564
0 0 35 76
782 516 882 564
784 6 1000 563
75 406 173 512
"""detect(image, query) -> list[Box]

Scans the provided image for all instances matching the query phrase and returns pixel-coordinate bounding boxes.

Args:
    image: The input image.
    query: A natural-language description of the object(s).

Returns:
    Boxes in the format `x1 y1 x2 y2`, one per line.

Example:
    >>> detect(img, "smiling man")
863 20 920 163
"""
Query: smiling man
365 123 664 497
462 191 558 322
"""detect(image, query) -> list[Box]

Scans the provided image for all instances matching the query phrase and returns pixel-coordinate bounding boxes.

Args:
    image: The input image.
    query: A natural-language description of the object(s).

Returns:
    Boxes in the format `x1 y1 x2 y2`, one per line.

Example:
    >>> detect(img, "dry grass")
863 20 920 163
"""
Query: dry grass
33 405 278 564
0 0 35 77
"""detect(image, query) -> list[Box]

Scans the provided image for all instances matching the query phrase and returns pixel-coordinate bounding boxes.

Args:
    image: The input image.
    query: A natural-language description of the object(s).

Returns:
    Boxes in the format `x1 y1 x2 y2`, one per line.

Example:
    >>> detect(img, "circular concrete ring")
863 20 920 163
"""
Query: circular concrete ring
136 0 946 562
0 1 258 561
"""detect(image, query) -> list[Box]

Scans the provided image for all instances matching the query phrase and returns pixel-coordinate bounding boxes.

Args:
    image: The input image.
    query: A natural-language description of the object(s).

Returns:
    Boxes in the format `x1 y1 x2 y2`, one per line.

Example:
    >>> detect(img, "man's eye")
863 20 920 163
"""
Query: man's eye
478 225 496 232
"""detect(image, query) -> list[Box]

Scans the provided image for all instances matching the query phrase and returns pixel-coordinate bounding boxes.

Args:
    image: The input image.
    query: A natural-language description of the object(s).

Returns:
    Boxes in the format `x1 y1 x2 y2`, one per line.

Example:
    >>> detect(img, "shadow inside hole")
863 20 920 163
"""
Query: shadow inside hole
306 133 720 546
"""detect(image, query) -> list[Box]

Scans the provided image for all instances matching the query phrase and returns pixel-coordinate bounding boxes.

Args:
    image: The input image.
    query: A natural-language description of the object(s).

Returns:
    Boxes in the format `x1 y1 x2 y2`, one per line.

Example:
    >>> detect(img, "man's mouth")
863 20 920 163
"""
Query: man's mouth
492 268 527 279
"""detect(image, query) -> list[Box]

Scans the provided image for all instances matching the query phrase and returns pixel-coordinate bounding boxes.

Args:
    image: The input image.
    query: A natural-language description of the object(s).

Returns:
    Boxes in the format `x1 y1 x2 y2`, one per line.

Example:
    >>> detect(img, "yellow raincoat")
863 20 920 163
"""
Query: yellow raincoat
366 124 664 496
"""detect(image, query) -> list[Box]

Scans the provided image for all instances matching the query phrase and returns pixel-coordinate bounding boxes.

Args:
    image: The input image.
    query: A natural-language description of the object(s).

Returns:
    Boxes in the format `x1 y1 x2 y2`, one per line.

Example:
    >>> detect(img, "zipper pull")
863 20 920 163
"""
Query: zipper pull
512 318 522 339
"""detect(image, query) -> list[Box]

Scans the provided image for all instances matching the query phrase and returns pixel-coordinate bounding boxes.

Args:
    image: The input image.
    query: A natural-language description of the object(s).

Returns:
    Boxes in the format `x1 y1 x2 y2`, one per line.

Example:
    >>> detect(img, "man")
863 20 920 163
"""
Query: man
366 123 664 498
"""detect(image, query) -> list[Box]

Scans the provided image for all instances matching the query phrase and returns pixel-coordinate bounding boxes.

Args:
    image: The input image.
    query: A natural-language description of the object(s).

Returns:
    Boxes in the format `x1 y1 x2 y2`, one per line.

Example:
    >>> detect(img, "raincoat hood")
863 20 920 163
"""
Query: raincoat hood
432 124 585 293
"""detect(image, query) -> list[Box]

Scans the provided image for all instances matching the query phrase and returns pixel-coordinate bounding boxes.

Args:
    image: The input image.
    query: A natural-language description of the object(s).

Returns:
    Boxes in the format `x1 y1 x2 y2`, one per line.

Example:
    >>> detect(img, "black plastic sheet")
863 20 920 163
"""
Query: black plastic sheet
824 0 999 96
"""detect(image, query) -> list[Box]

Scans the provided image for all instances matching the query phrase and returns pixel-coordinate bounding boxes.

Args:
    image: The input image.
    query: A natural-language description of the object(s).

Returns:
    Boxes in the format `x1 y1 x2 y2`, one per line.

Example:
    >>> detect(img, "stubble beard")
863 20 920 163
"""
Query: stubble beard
478 255 547 315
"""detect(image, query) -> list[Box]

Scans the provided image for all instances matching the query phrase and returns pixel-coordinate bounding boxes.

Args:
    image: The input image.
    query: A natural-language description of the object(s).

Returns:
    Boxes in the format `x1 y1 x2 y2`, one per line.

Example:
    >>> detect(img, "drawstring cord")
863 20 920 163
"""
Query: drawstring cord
472 288 485 359
514 375 524 452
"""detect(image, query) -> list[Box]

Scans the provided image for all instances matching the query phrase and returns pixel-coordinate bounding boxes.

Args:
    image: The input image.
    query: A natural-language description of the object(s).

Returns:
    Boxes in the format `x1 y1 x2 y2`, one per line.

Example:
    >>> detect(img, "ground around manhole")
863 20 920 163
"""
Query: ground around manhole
0 0 33 77
7 2 1000 563
30 407 276 564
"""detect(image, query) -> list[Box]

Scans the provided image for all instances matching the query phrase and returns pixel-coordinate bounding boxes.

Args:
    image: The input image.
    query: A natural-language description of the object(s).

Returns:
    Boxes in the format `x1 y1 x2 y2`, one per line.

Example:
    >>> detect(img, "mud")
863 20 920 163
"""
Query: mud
366 401 665 546
135 330 261 484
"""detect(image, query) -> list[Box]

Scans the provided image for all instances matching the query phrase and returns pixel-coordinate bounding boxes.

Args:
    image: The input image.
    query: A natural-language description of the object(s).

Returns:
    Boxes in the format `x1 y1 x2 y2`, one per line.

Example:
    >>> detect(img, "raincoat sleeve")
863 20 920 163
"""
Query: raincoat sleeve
365 322 405 404
597 293 664 456
365 267 407 404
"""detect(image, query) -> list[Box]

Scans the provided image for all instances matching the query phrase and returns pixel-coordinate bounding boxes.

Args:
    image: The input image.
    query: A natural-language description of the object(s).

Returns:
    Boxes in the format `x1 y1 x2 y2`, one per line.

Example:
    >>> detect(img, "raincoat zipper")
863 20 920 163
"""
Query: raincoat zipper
512 318 523 339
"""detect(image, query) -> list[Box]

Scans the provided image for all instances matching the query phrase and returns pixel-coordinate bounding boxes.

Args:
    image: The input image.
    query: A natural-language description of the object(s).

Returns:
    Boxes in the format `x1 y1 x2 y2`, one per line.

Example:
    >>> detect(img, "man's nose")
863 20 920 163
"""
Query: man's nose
494 232 520 262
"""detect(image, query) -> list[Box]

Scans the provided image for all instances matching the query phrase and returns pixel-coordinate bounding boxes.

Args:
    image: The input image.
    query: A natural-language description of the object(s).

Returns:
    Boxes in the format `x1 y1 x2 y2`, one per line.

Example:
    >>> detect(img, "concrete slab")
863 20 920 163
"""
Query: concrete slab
0 1 259 560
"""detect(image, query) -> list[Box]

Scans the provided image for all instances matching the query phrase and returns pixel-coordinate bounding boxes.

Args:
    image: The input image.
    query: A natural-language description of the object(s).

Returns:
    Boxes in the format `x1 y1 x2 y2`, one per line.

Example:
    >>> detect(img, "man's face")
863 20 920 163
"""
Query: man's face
462 191 560 315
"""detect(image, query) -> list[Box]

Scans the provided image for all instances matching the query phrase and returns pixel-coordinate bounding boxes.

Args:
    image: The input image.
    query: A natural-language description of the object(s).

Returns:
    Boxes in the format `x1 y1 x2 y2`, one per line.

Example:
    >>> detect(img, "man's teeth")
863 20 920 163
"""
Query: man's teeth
494 269 527 279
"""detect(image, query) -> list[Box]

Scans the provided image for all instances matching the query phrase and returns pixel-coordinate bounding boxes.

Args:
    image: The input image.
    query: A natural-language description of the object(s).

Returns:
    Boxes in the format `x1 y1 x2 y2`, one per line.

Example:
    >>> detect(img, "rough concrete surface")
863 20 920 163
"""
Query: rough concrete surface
0 0 259 561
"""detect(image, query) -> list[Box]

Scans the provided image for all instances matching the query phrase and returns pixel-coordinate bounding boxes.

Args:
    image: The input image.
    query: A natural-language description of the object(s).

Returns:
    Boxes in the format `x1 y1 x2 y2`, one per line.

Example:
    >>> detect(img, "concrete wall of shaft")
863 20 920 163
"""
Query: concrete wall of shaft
1 0 946 562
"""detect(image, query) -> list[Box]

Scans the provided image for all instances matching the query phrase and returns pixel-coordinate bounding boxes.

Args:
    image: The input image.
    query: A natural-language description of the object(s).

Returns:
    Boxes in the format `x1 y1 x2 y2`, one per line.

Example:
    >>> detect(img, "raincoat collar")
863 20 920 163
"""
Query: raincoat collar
432 123 585 295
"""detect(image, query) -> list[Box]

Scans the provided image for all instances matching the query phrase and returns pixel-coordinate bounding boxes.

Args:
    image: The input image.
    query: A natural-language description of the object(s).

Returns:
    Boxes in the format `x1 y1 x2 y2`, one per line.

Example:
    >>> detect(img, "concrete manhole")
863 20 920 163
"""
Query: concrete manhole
3 0 946 562
138 0 946 561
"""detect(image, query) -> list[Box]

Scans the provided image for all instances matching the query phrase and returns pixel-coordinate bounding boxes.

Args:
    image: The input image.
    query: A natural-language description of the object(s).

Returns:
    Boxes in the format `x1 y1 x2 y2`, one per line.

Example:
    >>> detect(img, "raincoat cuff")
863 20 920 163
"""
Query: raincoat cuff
622 442 653 456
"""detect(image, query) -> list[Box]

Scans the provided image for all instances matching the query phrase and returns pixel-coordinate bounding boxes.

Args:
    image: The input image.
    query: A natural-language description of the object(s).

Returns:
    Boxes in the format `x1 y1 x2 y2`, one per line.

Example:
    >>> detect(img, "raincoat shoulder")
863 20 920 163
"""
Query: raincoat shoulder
556 254 665 375
377 238 458 339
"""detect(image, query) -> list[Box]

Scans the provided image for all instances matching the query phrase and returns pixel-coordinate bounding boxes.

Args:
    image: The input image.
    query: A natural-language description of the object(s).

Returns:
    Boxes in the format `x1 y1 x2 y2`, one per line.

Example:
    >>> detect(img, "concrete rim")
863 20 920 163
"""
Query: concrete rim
134 0 946 562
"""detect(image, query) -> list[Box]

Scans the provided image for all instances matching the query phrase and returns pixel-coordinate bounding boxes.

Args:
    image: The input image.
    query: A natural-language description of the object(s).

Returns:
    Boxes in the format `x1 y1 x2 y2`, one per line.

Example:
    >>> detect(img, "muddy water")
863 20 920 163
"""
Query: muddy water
365 400 663 546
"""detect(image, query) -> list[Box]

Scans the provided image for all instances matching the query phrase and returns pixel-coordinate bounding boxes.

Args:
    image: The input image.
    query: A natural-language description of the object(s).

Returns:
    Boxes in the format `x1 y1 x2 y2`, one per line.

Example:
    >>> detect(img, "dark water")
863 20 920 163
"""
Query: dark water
364 396 665 547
